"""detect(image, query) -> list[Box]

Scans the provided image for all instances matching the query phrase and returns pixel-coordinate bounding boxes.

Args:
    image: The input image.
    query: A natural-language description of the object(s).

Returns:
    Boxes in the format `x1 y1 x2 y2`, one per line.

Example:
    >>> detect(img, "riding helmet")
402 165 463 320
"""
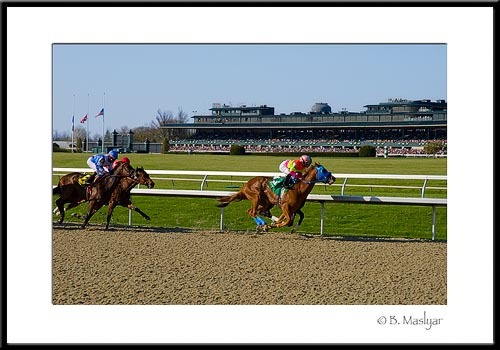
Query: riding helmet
108 150 119 160
300 154 312 167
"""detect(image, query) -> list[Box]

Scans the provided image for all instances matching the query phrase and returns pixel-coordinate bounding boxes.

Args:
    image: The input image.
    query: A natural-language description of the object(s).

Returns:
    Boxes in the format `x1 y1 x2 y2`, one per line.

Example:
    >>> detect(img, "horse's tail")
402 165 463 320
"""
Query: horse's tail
216 191 246 207
53 184 61 195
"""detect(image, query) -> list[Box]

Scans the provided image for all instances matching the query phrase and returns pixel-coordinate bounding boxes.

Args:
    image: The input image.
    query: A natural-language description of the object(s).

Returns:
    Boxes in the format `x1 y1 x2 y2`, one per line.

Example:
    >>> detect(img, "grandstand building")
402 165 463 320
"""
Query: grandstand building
165 98 447 155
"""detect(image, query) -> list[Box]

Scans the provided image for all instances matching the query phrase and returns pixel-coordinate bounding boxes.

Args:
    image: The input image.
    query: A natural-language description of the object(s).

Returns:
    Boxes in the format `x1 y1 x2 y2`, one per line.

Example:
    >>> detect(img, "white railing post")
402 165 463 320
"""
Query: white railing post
422 178 428 198
320 202 325 236
341 177 348 196
201 175 208 191
219 207 225 232
432 206 437 241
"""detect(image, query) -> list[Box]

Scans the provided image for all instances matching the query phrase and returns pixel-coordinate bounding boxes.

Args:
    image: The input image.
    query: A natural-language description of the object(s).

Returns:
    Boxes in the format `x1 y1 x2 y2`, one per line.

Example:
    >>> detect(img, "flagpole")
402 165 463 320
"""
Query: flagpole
86 93 90 152
72 94 75 154
102 92 105 153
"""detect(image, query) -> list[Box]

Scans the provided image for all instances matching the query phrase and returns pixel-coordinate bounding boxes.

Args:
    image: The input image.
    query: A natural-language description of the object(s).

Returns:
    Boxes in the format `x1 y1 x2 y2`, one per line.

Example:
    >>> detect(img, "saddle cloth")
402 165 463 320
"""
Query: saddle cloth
269 176 285 195
78 174 91 186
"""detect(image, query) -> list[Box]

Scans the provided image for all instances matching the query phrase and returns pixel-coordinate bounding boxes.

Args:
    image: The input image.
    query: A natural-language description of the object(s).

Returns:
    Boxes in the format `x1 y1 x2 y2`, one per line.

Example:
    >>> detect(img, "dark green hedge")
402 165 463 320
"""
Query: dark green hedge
358 145 376 157
229 145 246 155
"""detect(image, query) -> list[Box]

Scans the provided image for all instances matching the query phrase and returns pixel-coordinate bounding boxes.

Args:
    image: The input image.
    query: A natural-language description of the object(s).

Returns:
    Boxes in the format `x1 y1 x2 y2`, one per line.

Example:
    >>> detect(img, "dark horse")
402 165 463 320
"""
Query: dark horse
216 163 336 233
53 163 155 229
103 166 155 229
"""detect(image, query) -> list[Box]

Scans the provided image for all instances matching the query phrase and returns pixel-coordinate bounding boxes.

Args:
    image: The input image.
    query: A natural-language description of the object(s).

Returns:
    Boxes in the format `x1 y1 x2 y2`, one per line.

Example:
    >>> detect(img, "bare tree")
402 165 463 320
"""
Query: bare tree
151 109 175 152
73 126 87 141
118 126 130 134
131 126 157 143
151 109 174 140
174 107 190 139
175 107 189 124
53 130 70 140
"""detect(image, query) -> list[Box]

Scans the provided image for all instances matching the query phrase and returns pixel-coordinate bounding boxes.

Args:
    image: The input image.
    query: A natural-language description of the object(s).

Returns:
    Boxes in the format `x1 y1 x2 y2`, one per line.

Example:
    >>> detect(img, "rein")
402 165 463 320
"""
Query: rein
299 166 331 185
97 167 136 187
110 166 136 181
300 178 321 185
115 169 140 185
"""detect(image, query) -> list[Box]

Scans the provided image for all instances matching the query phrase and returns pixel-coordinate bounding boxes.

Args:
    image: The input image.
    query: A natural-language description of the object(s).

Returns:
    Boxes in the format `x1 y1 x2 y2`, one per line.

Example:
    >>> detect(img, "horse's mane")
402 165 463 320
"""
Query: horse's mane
114 161 132 174
303 163 319 175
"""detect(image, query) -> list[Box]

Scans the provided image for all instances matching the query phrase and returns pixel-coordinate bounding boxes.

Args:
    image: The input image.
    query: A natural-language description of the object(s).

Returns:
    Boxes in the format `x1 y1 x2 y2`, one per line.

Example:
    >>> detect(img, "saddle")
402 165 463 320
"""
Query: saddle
268 176 293 208
78 174 94 200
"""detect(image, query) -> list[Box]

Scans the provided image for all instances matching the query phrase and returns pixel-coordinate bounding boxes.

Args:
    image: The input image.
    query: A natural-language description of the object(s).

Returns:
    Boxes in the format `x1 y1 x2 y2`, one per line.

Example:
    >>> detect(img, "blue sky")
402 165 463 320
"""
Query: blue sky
53 43 447 137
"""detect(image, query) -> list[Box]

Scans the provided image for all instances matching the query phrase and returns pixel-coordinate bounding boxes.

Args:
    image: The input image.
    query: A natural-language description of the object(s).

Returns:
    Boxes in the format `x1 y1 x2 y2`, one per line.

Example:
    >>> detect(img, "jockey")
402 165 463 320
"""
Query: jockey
279 154 312 189
112 156 131 170
85 149 119 184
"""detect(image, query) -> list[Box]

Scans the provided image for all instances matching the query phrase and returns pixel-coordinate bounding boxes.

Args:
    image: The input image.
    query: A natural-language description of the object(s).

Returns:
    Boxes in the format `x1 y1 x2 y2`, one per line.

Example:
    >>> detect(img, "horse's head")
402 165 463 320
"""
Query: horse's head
133 167 155 189
312 163 336 185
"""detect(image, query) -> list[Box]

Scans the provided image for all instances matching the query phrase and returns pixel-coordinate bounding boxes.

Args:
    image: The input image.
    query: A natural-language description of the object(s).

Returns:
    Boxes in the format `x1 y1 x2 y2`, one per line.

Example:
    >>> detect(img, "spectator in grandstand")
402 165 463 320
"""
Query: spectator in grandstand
279 154 312 189
85 149 119 185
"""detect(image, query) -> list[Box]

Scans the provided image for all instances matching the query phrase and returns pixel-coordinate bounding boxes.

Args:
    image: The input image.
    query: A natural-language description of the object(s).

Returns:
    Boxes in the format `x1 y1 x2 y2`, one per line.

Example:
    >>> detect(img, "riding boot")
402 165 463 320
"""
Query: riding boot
284 174 294 189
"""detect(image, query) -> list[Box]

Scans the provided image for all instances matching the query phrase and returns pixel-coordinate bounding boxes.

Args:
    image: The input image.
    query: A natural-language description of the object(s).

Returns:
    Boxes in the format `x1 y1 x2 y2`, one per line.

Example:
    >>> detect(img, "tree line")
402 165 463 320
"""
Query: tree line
53 108 191 144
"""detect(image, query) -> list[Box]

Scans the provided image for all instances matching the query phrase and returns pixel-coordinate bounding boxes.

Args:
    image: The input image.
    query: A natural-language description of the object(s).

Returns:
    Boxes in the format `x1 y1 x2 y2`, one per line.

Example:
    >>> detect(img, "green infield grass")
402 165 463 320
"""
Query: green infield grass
52 152 447 240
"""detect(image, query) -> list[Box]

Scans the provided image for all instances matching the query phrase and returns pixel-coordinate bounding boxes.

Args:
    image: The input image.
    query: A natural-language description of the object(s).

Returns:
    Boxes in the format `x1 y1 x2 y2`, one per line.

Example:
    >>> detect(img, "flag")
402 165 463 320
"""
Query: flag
80 114 88 123
72 115 75 131
95 108 104 118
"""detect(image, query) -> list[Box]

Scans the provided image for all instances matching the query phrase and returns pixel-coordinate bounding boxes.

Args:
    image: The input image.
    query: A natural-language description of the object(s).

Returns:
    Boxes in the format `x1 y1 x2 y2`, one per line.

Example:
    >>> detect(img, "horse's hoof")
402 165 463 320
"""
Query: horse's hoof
255 225 268 233
145 216 151 220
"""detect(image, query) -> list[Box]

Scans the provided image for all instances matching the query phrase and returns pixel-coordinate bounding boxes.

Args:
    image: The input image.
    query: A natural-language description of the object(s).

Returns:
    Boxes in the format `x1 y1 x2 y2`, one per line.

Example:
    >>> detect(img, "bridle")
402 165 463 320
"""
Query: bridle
299 165 332 185
119 167 153 190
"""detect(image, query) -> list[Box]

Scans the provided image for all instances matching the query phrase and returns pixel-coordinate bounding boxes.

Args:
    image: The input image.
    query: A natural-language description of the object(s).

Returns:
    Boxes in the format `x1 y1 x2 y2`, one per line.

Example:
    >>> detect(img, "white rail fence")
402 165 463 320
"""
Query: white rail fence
53 168 447 240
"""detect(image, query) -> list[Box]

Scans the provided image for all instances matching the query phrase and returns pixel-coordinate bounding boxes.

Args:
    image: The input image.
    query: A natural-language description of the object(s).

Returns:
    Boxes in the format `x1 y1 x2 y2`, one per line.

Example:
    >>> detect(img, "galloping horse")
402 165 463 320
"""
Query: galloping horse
53 163 154 229
216 163 336 233
103 166 154 229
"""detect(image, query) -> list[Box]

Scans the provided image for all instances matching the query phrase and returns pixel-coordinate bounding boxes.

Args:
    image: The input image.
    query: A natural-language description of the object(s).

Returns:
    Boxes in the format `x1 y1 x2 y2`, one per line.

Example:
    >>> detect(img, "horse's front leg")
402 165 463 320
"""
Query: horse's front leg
106 201 120 230
272 207 293 229
127 204 150 221
290 210 304 233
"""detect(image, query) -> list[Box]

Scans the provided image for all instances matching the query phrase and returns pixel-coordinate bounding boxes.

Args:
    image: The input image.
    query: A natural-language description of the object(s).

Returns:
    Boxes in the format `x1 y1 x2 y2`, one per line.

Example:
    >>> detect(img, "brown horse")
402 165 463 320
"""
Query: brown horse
103 166 155 229
53 163 154 229
216 163 336 233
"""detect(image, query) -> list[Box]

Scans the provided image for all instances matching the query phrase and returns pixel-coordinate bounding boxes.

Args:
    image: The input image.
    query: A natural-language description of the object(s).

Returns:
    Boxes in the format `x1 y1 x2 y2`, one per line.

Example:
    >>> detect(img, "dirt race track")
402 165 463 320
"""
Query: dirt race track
53 224 447 305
